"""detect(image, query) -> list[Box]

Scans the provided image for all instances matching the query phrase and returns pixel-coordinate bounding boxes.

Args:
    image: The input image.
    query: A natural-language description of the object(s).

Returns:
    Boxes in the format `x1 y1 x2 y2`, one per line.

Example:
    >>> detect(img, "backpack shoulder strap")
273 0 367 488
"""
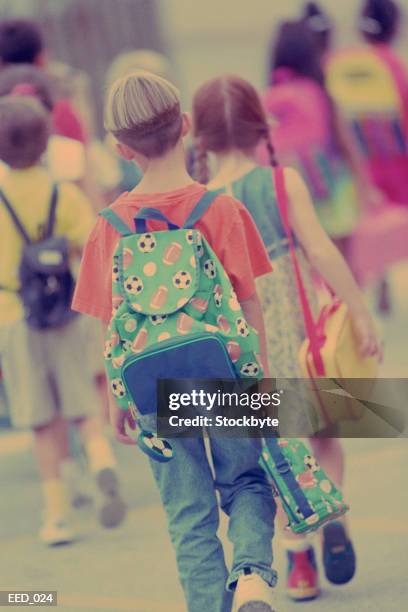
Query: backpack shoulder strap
99 207 132 236
183 190 219 229
45 183 59 238
0 188 31 244
134 207 180 233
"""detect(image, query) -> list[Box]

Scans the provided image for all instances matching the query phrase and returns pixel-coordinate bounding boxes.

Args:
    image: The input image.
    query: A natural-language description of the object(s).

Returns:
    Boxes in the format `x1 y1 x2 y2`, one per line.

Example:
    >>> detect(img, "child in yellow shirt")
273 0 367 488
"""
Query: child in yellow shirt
0 95 126 544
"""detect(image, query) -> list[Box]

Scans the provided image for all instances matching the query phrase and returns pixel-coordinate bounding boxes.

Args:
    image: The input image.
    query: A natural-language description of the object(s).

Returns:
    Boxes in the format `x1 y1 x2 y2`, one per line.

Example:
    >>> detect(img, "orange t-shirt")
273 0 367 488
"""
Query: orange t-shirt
72 182 271 322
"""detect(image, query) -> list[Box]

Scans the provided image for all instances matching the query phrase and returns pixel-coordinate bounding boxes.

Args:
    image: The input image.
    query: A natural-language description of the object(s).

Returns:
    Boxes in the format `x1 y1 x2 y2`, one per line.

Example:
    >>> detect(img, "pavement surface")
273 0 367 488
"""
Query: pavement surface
1 264 408 612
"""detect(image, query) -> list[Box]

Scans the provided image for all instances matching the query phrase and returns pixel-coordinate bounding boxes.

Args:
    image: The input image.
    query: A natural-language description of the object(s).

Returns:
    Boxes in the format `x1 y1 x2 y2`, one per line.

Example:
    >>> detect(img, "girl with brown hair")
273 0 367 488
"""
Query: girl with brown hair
193 74 380 602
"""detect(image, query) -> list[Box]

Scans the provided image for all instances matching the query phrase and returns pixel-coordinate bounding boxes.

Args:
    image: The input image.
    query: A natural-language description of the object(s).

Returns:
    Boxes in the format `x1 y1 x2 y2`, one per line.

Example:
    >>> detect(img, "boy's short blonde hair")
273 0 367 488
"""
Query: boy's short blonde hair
0 96 49 169
104 70 183 158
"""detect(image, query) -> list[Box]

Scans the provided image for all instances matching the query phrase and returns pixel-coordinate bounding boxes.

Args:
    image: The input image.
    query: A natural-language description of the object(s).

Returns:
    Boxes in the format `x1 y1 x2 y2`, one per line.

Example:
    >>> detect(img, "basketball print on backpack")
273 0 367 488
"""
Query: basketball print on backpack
99 192 264 462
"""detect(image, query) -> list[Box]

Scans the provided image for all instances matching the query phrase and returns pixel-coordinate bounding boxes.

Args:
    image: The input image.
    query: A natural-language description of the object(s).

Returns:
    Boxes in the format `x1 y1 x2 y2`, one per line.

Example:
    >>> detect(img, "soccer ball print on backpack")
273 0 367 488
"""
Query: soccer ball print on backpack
260 437 349 534
100 191 264 462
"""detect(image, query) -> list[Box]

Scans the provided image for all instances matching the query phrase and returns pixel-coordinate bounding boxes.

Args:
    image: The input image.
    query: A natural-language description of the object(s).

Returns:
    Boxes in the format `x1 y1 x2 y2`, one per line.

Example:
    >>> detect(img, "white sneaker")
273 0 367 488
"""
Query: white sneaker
234 573 276 612
39 517 75 546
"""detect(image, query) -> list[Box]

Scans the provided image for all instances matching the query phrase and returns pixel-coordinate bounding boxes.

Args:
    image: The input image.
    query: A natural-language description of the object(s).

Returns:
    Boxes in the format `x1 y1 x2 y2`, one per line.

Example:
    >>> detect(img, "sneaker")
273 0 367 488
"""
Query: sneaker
39 517 75 546
94 467 126 529
286 547 319 601
234 573 275 612
323 521 356 585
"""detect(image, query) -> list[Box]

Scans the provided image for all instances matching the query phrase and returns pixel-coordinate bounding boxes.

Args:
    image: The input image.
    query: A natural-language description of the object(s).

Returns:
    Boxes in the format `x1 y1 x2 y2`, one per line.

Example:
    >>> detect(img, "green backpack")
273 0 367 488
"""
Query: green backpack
100 192 263 460
260 437 349 534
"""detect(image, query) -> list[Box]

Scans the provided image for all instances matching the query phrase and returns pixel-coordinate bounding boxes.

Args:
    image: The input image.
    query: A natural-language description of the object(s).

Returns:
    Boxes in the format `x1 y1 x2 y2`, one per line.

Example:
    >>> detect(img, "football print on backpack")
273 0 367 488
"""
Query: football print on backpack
123 247 134 268
203 259 216 278
229 289 240 311
137 233 156 253
240 361 260 377
149 314 167 326
296 470 318 489
112 295 124 313
103 340 113 360
304 455 320 473
111 378 126 398
213 284 223 307
163 242 183 265
124 275 144 295
173 270 192 289
112 263 120 283
236 317 249 337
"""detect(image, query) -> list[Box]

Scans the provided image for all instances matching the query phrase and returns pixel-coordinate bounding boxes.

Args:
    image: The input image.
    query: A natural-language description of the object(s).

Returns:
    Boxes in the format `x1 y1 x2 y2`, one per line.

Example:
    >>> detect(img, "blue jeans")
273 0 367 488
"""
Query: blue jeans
149 435 277 612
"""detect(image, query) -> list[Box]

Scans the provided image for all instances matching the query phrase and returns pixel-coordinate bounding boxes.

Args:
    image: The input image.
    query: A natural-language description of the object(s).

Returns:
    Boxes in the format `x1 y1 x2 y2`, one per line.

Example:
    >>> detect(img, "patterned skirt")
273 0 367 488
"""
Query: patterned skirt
256 249 318 435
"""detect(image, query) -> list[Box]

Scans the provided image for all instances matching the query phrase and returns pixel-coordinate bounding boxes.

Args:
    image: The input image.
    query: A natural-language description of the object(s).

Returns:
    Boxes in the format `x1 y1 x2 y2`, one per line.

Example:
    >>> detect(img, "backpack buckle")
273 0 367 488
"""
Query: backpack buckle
275 459 291 474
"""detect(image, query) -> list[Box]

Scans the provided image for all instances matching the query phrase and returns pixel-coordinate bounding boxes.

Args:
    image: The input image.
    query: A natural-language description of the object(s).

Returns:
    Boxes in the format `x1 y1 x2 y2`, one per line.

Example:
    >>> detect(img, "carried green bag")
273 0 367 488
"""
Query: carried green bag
260 437 349 534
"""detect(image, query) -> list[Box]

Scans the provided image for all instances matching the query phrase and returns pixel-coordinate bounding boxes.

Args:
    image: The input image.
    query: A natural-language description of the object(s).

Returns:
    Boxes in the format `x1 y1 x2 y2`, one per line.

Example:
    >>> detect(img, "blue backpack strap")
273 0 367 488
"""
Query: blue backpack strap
262 437 315 519
134 207 180 234
99 208 132 235
183 191 219 229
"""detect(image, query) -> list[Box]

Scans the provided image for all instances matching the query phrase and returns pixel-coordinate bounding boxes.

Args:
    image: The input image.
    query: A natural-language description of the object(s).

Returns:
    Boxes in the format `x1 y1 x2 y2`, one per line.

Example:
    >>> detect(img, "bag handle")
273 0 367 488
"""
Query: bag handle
134 207 180 233
273 167 325 376
45 183 59 238
262 438 316 520
0 188 31 244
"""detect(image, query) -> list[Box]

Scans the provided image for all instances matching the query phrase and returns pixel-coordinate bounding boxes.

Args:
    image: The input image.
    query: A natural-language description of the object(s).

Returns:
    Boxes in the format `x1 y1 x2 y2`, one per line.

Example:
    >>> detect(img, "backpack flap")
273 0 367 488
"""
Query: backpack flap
118 229 201 316
20 236 70 276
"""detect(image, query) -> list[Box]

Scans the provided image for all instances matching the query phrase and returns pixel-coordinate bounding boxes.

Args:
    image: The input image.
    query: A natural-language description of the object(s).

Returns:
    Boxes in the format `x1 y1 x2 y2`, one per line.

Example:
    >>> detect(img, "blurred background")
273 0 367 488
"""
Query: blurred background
0 1 407 611
0 0 406 132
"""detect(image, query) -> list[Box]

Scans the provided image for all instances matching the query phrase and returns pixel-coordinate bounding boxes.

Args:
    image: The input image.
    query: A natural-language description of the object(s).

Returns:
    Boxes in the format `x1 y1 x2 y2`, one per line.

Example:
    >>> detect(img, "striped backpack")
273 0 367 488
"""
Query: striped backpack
100 192 264 460
327 47 406 160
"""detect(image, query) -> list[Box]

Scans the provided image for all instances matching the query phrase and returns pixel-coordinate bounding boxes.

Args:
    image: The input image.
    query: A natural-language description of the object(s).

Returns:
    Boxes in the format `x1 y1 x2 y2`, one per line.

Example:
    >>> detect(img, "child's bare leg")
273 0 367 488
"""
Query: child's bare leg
53 414 70 461
32 416 64 481
32 417 73 544
73 415 116 472
309 438 356 585
52 415 93 507
73 414 126 528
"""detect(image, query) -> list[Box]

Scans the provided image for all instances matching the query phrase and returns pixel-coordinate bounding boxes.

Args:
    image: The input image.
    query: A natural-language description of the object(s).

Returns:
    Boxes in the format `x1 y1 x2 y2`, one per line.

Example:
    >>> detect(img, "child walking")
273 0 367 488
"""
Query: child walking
327 0 408 207
262 20 383 263
73 71 278 612
192 75 380 601
0 96 126 545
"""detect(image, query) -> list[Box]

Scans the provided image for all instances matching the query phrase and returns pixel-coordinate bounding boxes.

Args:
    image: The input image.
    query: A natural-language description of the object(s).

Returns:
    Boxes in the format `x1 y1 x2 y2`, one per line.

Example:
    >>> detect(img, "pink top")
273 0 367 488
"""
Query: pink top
72 183 272 322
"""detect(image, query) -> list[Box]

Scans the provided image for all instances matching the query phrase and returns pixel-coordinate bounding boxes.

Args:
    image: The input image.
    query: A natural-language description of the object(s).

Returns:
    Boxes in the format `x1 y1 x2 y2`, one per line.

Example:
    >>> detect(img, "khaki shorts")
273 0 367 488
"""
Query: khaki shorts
0 315 100 429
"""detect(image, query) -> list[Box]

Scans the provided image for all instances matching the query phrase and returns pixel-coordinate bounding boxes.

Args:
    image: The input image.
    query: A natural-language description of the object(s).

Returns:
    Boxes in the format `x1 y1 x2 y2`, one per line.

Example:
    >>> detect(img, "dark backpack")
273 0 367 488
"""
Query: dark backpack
0 184 76 330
